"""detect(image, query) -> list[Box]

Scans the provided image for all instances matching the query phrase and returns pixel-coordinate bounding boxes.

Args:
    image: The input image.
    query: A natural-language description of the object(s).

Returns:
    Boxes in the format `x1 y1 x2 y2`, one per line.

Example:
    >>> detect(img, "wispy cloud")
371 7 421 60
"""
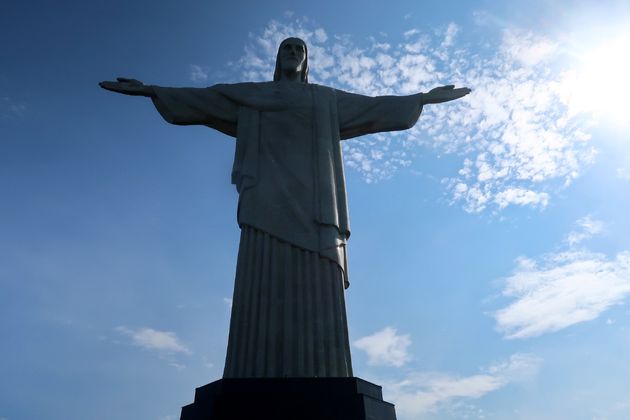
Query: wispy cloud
440 22 459 50
116 326 191 354
1 96 26 117
202 356 214 369
169 362 186 371
223 297 233 309
353 326 411 367
234 18 596 212
565 215 604 246
384 353 541 417
494 250 630 339
190 64 208 83
616 168 630 181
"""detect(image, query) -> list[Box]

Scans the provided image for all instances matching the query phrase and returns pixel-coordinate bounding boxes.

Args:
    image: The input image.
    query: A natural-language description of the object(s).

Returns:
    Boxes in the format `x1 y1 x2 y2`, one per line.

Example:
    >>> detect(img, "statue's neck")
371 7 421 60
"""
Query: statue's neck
278 70 303 83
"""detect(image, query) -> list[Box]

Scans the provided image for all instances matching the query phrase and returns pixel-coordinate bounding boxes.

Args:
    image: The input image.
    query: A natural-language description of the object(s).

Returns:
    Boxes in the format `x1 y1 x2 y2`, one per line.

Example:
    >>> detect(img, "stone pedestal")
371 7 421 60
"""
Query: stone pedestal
180 377 397 420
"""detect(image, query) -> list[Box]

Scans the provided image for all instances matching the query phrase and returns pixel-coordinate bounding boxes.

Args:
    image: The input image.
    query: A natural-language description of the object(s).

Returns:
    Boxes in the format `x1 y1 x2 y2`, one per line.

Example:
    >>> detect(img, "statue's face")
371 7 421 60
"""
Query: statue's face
279 39 306 74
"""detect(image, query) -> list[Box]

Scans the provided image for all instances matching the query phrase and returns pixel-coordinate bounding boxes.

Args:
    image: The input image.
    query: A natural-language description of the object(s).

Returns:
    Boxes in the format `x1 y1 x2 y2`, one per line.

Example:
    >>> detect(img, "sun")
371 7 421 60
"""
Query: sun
570 31 630 126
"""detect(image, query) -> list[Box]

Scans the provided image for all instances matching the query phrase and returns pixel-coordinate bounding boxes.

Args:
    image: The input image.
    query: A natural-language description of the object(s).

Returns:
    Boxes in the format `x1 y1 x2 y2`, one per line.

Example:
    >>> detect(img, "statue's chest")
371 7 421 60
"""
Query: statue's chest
267 83 313 112
259 85 315 147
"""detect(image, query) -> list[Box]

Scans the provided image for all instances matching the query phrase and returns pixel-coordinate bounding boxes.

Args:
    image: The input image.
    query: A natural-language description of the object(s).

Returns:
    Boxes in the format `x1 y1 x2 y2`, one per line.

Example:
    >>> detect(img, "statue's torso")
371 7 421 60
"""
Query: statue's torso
241 82 318 243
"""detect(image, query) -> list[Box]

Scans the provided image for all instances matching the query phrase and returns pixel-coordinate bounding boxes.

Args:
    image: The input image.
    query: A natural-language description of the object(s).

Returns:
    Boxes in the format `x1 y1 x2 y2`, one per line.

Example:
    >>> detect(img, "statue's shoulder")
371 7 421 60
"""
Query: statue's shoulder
213 81 336 93
306 83 339 101
309 83 335 92
206 82 268 102
210 81 267 89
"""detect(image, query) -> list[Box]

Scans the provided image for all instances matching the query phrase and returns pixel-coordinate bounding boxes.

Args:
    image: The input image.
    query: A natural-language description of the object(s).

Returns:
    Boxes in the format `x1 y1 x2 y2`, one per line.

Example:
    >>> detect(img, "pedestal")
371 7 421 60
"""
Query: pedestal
180 377 397 420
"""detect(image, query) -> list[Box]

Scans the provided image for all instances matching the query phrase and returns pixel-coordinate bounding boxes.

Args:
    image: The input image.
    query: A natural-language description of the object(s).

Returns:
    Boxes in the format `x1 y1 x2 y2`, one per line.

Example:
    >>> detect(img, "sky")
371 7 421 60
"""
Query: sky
2 0 630 419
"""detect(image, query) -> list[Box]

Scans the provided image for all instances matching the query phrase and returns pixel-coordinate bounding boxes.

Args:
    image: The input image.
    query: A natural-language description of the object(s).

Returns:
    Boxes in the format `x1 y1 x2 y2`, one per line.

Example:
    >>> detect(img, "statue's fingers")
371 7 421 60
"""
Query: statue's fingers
117 77 142 85
99 81 115 90
101 82 125 93
444 84 455 89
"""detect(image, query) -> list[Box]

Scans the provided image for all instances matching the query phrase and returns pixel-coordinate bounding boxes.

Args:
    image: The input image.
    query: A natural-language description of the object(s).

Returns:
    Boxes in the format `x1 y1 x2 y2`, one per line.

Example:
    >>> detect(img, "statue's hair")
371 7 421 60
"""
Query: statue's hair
273 37 309 83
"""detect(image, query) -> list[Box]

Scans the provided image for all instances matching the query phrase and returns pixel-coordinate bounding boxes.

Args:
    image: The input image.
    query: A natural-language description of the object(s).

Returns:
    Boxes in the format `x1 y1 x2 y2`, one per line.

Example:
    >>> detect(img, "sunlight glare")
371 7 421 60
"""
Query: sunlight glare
571 32 630 126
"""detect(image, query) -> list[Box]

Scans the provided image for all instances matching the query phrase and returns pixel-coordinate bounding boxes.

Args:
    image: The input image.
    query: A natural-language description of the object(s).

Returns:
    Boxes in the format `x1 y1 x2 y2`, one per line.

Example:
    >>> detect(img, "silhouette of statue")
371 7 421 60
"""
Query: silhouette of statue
100 37 470 379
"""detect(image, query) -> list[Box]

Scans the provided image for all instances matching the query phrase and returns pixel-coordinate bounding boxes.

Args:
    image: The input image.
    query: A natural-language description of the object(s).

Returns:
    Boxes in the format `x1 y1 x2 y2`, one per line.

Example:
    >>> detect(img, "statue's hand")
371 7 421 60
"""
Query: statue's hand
99 77 154 97
423 85 471 104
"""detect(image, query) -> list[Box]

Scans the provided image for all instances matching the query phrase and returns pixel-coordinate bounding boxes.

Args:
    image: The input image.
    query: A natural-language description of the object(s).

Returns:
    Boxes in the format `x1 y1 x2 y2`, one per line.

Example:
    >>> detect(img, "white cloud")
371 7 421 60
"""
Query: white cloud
494 188 549 209
116 326 191 354
384 353 541 418
575 215 604 235
313 28 328 43
566 215 604 246
233 18 596 212
500 29 557 67
495 251 630 339
441 23 460 49
353 326 411 367
404 28 420 38
190 64 208 83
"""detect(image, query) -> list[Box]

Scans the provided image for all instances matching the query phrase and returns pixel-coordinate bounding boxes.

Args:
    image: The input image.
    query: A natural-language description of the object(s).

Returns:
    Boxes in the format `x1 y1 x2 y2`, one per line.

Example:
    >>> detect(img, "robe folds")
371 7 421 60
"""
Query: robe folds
151 81 422 377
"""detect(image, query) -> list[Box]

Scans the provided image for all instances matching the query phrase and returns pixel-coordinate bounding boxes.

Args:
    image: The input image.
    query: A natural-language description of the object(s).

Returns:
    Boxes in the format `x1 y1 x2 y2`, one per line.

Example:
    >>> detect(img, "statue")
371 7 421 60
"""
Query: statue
100 37 470 380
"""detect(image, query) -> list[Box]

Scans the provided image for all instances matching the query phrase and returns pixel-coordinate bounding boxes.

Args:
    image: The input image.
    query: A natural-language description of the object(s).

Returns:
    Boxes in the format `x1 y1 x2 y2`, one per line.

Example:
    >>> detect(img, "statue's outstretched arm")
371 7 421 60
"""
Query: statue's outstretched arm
420 85 471 105
338 84 471 139
99 77 155 97
100 78 238 136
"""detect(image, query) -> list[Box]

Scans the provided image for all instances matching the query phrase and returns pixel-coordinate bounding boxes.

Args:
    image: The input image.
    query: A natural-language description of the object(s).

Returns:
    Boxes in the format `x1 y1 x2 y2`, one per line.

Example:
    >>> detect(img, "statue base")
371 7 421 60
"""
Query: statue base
179 377 397 420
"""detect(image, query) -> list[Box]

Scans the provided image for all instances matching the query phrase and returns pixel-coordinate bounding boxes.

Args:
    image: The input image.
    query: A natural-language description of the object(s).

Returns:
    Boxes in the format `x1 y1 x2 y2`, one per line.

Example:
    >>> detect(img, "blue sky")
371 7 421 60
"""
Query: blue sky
2 0 630 419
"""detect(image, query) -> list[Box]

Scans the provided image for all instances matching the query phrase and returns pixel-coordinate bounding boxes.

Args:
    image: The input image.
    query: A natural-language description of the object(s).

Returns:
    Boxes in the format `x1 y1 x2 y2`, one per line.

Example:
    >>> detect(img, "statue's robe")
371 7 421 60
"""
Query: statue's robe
151 82 422 377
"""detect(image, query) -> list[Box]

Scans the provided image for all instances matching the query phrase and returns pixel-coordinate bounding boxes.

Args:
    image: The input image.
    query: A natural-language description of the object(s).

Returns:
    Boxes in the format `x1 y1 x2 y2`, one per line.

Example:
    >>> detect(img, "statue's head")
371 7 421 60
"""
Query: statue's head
273 37 309 83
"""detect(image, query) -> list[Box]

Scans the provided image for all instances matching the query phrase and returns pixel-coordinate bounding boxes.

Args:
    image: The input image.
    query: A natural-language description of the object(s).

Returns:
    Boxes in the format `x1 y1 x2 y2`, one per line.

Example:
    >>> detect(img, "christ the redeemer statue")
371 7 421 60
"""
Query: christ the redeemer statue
100 37 470 379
